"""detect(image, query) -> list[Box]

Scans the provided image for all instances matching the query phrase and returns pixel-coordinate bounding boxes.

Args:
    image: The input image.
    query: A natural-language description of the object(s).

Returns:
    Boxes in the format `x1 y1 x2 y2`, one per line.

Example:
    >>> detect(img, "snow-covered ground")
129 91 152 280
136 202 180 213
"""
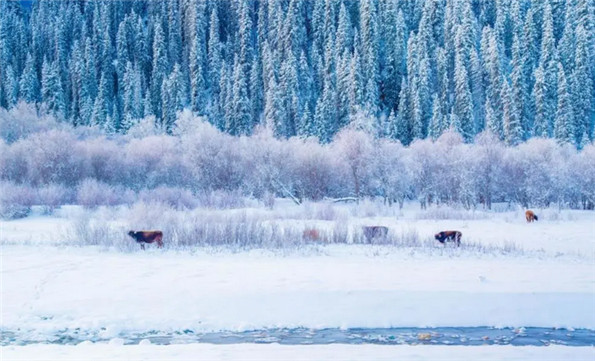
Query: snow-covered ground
1 203 594 359
3 344 595 361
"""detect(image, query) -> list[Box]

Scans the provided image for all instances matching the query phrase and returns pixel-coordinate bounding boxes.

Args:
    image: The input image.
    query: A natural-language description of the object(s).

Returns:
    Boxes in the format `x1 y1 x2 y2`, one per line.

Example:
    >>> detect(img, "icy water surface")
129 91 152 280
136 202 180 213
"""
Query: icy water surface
2 327 594 346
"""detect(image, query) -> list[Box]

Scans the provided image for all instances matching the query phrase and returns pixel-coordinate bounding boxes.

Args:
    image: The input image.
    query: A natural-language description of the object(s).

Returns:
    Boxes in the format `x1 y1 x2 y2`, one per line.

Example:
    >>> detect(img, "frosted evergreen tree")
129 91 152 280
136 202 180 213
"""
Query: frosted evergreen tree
207 7 221 96
470 48 485 132
555 63 575 146
533 66 552 137
429 94 445 140
280 52 300 137
283 0 307 59
116 19 130 86
218 64 230 131
5 65 18 108
134 16 150 78
511 34 530 139
348 44 364 118
68 41 84 125
394 10 407 100
122 62 141 130
412 56 431 140
481 27 503 133
313 78 337 143
396 79 412 145
538 0 559 134
485 93 502 140
521 7 538 106
91 70 115 130
168 0 183 68
229 59 252 136
558 0 578 72
335 2 352 55
453 51 474 142
502 80 523 146
151 21 168 120
360 0 379 116
267 0 283 53
190 4 207 113
337 51 351 129
82 37 98 101
20 53 40 104
41 59 65 118
552 0 568 40
142 88 153 119
379 0 399 110
264 76 286 138
238 0 253 76
494 0 512 59
572 25 594 144
250 55 264 127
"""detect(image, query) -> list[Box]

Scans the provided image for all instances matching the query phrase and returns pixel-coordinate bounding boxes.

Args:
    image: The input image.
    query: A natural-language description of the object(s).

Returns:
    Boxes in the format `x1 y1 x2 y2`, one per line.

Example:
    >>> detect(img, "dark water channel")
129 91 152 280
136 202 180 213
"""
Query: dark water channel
3 327 594 346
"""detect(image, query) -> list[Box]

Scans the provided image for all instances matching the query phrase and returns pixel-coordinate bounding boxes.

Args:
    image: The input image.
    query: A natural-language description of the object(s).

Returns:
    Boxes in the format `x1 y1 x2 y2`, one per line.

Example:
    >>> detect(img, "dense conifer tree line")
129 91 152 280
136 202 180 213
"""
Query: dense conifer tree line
0 0 593 146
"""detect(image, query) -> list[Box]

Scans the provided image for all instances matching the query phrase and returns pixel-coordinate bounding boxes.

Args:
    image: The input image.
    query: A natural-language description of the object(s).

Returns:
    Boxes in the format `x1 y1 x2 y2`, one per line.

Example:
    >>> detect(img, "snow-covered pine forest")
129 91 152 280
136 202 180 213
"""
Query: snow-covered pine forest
0 0 593 146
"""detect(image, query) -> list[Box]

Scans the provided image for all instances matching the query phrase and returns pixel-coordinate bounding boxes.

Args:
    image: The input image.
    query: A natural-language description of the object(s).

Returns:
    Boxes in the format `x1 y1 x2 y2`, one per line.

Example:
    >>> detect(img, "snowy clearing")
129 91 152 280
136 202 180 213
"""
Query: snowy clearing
1 204 594 359
2 344 595 361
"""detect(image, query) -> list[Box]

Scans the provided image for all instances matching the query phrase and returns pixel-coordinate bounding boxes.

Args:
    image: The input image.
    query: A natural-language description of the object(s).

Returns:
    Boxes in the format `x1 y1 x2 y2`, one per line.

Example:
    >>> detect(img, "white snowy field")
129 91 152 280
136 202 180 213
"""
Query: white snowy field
2 344 594 361
1 202 594 359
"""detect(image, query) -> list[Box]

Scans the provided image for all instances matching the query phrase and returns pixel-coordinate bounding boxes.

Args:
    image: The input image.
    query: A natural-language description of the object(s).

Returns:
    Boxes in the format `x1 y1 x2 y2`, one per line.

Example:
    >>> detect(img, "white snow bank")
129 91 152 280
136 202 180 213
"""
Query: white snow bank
2 245 594 336
2 344 594 361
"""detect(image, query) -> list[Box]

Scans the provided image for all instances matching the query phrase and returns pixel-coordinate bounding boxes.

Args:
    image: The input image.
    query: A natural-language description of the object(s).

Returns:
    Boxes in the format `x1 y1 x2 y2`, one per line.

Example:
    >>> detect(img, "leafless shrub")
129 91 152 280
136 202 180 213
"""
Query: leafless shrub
138 186 198 210
197 190 246 209
37 183 73 214
0 181 35 219
415 206 489 220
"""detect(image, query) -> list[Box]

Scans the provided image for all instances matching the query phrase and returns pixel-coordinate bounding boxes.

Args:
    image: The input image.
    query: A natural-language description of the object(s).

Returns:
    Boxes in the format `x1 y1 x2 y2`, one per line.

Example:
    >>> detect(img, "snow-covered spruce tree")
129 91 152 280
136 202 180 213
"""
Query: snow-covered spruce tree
502 79 523 146
554 63 576 146
396 78 412 145
453 49 474 143
189 1 207 114
20 53 40 105
151 21 168 121
4 65 18 109
429 94 445 140
264 75 286 138
280 51 300 137
533 65 553 138
538 0 559 138
41 59 66 119
572 25 594 145
481 27 503 140
229 58 252 136
348 43 364 119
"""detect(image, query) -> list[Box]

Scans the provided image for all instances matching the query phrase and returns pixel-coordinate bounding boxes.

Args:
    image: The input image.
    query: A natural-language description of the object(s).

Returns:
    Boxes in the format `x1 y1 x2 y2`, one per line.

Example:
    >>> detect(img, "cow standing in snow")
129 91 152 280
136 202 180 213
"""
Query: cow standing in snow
434 231 462 247
128 230 164 250
525 210 538 223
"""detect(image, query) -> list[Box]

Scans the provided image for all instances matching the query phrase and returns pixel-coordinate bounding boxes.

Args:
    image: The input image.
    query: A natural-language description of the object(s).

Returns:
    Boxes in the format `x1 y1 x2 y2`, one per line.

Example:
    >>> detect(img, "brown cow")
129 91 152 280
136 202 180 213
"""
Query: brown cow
362 226 388 243
434 230 462 247
302 228 321 242
128 230 164 250
525 210 538 223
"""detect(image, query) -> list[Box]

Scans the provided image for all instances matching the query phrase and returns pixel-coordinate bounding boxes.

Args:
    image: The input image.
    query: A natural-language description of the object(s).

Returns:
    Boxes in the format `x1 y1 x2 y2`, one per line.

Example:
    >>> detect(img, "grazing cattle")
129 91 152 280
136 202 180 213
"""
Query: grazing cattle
362 226 388 243
434 230 462 247
302 228 321 242
525 210 538 223
128 230 164 250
